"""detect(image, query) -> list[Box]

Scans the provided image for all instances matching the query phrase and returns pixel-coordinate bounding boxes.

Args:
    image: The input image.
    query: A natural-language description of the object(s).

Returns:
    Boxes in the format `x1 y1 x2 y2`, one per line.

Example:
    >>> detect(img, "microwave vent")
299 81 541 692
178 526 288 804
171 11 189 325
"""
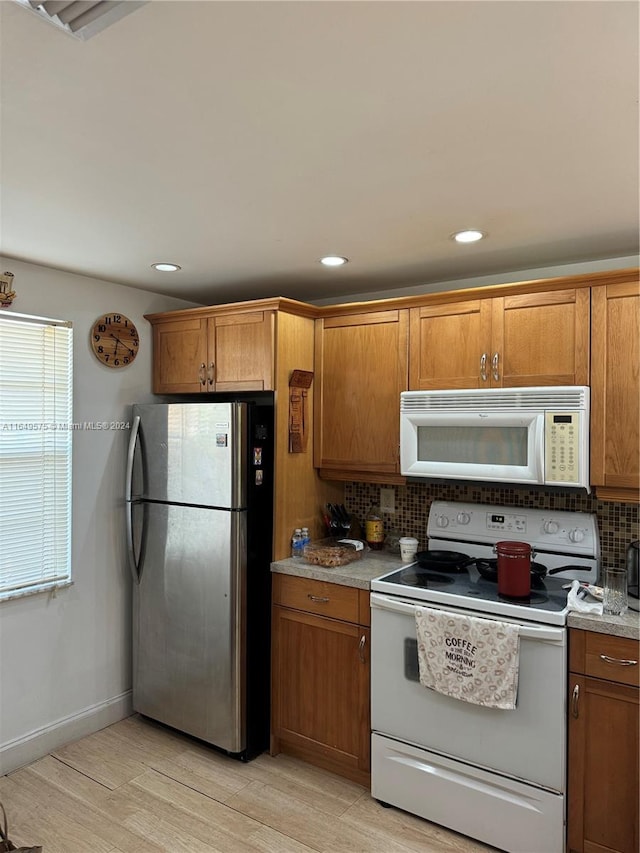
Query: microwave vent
401 386 589 412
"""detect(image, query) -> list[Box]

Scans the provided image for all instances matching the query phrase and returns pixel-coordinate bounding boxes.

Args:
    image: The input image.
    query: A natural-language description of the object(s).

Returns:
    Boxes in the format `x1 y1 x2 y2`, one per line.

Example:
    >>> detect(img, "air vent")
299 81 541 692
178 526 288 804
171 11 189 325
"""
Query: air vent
14 0 146 40
401 386 589 412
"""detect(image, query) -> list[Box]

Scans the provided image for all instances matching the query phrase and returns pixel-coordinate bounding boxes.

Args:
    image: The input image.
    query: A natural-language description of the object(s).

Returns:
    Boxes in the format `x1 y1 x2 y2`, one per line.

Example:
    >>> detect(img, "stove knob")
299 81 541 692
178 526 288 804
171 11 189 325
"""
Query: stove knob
456 512 471 525
569 528 585 543
543 520 560 534
436 515 449 529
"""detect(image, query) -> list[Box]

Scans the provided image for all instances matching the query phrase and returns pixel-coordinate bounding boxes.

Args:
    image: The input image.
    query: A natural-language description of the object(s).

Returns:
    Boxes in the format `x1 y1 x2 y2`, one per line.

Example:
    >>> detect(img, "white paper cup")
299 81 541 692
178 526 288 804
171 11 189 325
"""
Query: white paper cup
399 537 419 563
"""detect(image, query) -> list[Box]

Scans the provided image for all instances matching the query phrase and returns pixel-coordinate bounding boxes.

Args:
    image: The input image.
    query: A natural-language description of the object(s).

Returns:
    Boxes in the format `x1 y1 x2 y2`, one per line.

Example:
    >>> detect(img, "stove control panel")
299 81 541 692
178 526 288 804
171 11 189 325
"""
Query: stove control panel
427 501 599 558
486 512 527 534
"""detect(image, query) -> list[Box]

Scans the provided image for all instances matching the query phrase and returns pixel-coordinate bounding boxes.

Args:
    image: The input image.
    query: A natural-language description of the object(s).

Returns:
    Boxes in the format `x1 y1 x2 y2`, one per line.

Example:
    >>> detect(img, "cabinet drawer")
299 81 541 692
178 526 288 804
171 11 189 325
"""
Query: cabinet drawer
573 631 640 687
273 574 360 623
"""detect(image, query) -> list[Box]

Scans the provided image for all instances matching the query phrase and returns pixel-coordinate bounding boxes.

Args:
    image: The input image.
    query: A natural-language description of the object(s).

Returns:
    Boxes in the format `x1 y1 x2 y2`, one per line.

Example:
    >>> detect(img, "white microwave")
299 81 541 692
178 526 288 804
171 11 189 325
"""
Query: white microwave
400 386 590 491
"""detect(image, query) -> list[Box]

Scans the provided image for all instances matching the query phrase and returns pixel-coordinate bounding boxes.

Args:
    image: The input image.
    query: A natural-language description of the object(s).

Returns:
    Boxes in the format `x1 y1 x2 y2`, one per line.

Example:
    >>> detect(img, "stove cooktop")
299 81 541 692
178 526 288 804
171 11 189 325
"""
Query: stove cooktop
371 564 574 625
376 564 570 614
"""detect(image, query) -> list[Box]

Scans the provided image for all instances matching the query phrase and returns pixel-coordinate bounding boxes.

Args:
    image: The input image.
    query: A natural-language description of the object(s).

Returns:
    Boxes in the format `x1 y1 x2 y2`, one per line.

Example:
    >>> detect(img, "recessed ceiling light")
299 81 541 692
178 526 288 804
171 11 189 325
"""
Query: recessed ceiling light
452 230 486 244
151 262 181 272
320 255 348 267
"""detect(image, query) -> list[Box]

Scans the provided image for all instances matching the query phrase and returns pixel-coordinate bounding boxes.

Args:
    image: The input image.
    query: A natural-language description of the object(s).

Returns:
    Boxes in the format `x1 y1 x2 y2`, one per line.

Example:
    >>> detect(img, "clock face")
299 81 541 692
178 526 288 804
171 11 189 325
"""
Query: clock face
91 313 139 368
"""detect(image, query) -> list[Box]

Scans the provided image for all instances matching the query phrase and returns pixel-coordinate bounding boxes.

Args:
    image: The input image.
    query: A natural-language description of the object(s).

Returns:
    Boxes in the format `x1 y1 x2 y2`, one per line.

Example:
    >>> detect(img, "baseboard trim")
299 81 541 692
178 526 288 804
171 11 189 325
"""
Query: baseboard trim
0 690 133 775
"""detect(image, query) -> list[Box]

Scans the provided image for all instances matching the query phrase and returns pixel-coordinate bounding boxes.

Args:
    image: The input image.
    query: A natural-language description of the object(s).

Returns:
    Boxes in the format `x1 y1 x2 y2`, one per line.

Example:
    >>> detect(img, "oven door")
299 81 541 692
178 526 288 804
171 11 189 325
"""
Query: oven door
370 592 567 792
400 410 545 484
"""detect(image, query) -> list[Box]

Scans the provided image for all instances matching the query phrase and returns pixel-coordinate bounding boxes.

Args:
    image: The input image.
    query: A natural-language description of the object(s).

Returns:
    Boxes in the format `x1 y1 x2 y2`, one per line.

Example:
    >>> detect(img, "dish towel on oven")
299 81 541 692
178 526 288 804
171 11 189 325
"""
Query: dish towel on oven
415 607 521 710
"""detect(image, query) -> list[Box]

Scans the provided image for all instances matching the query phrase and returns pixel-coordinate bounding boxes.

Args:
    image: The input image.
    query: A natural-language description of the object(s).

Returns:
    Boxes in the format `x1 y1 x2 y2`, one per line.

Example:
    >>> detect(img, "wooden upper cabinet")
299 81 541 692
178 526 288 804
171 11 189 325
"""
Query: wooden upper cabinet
590 280 640 500
409 299 492 390
152 316 208 394
494 288 590 387
314 310 409 480
207 311 274 392
409 287 590 390
150 310 275 394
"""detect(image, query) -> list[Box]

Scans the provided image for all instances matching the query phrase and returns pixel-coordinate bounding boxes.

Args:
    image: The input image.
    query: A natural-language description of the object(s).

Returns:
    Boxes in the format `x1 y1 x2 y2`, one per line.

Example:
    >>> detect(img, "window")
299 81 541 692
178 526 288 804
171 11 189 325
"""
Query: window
0 311 73 600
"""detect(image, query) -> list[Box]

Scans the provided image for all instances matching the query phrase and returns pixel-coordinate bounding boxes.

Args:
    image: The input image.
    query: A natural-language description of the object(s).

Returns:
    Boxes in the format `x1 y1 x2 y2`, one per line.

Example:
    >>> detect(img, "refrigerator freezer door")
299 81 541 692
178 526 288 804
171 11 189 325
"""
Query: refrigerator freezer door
132 502 246 753
132 402 246 509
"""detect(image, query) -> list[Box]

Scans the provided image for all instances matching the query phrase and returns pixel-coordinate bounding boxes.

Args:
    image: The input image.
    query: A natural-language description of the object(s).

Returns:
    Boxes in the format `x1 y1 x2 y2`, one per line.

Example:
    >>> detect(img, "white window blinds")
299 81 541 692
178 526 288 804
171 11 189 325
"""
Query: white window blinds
0 311 73 599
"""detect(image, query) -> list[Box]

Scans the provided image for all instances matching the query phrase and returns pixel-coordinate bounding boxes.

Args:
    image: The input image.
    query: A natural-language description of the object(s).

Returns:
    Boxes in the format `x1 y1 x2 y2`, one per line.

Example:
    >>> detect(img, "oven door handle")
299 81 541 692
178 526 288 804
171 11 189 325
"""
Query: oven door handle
370 593 565 642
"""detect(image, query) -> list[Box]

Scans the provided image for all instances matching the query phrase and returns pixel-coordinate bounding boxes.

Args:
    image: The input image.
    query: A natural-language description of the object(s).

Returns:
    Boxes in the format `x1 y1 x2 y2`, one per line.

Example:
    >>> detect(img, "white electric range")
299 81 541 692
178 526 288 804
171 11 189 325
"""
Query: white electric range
370 501 600 853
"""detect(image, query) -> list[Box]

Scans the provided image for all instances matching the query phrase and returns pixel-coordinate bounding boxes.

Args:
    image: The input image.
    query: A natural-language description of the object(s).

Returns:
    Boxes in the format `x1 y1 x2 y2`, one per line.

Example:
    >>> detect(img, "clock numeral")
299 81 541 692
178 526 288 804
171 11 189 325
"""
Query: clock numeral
113 314 121 323
94 334 100 341
124 357 130 364
104 316 112 325
98 324 106 333
130 326 137 336
133 339 139 347
104 354 110 362
114 359 120 366
98 346 104 354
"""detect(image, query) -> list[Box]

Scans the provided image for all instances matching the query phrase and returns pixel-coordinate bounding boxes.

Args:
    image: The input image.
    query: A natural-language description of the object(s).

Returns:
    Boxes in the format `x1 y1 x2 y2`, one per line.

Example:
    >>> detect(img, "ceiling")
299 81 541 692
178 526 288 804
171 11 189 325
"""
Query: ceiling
1 0 638 306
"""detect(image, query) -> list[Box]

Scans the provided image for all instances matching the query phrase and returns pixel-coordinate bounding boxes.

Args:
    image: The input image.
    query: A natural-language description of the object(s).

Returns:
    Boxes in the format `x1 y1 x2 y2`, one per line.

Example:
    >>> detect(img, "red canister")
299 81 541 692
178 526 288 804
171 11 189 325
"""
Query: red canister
496 541 532 598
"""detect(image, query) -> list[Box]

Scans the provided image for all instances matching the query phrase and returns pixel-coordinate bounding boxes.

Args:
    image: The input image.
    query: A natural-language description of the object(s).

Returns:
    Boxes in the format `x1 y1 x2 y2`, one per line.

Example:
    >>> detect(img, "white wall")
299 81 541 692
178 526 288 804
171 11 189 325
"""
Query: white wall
0 258 198 773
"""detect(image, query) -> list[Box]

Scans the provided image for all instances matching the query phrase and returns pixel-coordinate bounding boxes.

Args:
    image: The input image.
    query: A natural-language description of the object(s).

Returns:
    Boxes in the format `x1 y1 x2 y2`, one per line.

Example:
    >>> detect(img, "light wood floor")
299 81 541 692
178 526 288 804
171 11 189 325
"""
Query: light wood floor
1 715 494 852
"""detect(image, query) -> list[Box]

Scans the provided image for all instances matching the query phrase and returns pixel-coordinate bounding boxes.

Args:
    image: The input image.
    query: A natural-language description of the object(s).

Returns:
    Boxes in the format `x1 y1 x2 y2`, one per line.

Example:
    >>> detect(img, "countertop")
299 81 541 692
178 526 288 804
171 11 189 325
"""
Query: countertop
272 553 640 641
567 609 639 641
271 550 405 590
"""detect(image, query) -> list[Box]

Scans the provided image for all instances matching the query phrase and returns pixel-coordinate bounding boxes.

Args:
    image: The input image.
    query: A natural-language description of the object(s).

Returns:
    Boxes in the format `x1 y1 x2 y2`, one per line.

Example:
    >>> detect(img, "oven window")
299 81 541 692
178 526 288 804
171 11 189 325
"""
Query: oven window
417 426 528 465
404 638 420 682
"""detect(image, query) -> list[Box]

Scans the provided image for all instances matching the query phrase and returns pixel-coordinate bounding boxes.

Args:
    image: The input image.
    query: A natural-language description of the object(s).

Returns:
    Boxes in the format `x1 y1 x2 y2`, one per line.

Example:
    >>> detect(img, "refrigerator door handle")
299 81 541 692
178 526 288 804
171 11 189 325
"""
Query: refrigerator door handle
125 414 141 502
126 415 142 583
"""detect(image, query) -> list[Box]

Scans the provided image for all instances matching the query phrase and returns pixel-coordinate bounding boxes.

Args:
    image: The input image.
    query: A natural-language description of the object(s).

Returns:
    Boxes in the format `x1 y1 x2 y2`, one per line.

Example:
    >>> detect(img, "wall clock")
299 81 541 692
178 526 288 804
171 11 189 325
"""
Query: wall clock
91 313 139 368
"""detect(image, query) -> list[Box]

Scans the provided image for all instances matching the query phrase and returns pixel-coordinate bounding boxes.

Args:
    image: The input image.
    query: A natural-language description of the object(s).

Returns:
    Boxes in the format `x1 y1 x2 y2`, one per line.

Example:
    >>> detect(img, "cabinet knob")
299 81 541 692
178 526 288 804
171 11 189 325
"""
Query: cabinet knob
208 362 215 385
199 363 206 385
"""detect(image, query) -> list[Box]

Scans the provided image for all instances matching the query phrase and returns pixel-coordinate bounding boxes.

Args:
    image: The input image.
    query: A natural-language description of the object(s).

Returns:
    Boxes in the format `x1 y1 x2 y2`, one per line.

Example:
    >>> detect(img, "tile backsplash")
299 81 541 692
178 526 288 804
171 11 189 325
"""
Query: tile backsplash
345 482 639 572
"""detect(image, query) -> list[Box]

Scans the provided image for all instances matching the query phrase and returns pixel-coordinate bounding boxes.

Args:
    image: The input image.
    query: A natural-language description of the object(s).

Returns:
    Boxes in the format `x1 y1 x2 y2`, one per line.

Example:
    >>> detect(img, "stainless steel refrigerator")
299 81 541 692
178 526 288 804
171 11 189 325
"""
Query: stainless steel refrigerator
125 397 273 759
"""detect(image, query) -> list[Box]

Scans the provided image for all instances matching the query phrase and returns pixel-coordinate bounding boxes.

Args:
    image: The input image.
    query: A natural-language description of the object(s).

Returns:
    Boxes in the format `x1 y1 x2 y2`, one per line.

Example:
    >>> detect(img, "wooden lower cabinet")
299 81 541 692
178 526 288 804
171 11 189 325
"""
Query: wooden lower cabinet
271 574 370 786
568 629 640 853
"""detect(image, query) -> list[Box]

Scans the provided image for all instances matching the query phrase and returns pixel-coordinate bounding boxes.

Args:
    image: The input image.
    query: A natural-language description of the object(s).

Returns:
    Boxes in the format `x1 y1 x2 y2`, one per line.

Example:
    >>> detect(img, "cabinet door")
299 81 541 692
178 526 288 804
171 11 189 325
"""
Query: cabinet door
590 281 640 498
208 311 274 392
152 317 208 394
409 299 492 390
314 310 408 477
492 288 590 387
271 605 370 784
567 674 639 853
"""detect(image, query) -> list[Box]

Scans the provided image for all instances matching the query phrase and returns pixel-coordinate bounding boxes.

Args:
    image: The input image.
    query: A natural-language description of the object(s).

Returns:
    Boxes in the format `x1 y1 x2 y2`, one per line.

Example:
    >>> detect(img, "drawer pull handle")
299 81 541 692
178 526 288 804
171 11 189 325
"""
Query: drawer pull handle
308 595 329 603
599 654 638 667
359 634 366 663
571 683 580 718
198 363 206 385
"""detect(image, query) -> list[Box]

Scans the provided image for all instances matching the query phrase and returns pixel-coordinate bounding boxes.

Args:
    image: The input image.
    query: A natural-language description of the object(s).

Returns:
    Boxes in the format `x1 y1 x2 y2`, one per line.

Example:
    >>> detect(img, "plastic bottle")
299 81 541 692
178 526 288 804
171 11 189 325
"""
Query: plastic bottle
291 528 304 559
365 505 384 550
301 527 310 549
